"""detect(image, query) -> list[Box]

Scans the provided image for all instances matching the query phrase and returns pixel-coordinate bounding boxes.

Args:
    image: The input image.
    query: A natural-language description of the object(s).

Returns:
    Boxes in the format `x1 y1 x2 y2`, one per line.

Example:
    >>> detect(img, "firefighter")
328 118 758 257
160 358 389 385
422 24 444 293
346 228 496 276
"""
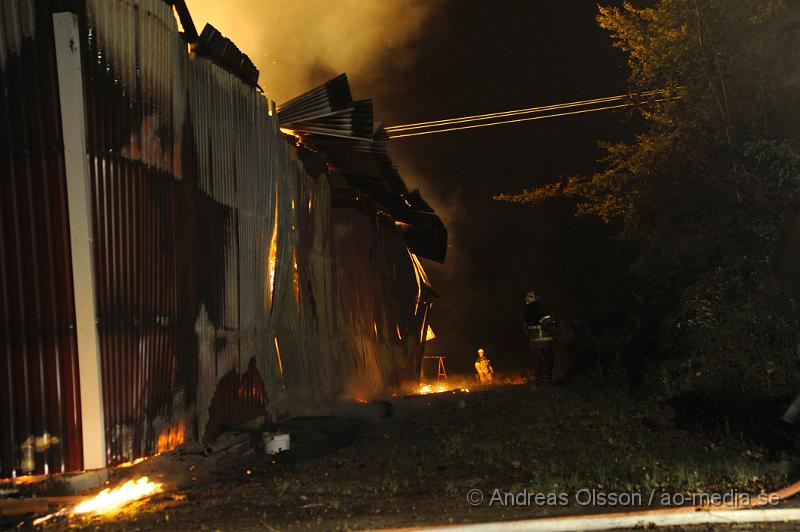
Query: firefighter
474 348 494 383
524 291 556 382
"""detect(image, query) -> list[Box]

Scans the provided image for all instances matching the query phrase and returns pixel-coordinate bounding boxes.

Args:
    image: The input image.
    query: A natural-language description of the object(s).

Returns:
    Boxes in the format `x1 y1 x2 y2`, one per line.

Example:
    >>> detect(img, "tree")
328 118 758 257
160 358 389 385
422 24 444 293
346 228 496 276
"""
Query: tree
497 0 800 422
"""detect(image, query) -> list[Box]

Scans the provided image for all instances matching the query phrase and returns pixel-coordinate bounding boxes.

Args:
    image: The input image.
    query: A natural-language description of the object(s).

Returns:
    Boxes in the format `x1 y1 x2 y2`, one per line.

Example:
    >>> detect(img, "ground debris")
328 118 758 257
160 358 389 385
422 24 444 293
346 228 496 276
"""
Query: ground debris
31 381 800 531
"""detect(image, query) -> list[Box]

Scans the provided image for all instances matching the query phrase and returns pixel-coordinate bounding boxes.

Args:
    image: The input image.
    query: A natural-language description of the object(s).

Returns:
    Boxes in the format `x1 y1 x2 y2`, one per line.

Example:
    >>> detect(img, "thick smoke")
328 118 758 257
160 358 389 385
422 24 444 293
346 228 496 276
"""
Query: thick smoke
186 0 444 105
185 0 454 222
186 0 461 267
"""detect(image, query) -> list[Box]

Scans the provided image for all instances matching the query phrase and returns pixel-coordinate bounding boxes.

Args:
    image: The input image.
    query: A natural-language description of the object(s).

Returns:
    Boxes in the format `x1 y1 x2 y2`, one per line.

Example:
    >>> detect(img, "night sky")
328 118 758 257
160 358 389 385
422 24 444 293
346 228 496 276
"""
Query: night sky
358 1 633 373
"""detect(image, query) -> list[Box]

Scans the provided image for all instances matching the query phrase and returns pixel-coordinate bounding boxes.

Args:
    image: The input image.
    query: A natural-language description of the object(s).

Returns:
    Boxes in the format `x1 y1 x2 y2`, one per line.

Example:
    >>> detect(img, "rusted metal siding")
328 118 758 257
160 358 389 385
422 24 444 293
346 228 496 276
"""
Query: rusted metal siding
82 0 186 465
0 0 84 477
2 0 435 476
328 201 431 398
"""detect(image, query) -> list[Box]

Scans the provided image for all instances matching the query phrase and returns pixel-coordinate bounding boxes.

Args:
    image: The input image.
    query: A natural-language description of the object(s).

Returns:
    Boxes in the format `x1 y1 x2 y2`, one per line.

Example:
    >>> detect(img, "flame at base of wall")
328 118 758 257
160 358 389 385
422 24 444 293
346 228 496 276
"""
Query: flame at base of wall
157 421 186 453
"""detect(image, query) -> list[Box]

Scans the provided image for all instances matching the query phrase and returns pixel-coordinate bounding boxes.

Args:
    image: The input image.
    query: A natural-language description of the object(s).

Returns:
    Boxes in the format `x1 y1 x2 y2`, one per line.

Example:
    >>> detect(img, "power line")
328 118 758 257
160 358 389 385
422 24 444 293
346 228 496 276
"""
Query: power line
387 96 679 139
385 93 637 132
386 89 674 133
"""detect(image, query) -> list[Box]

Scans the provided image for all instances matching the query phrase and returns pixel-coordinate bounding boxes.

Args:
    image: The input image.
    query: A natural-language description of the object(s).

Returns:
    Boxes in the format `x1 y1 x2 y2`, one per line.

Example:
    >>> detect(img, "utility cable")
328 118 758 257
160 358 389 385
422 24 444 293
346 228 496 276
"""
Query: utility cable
387 96 679 139
385 89 673 133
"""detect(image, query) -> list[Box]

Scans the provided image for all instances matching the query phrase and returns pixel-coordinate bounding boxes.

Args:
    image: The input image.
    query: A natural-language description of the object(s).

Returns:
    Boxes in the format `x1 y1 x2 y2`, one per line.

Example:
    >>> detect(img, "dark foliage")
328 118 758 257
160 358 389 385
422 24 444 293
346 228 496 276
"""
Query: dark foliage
497 0 800 433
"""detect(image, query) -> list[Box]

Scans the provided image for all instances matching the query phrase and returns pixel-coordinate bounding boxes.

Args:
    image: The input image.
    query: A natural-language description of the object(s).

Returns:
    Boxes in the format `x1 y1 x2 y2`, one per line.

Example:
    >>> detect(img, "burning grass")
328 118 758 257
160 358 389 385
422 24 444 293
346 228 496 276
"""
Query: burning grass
416 383 456 394
114 457 148 469
71 477 162 516
31 477 163 526
413 372 530 395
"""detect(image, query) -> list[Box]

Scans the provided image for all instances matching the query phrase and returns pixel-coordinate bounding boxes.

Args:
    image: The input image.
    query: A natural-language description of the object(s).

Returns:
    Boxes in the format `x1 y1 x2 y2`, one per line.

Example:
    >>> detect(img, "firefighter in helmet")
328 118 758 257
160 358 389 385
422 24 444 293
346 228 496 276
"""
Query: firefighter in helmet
524 291 556 381
474 348 494 384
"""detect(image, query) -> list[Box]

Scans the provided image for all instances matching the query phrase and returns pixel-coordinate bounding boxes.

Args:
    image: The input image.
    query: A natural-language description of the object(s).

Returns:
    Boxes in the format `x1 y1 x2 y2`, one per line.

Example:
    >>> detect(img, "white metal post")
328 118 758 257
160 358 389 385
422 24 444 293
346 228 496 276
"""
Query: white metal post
52 12 106 470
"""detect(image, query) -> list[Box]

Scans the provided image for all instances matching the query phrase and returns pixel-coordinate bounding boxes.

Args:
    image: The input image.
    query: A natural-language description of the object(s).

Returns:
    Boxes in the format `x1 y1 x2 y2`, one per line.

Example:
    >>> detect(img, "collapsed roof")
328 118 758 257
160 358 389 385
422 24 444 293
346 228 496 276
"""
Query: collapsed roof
277 74 448 263
170 0 447 263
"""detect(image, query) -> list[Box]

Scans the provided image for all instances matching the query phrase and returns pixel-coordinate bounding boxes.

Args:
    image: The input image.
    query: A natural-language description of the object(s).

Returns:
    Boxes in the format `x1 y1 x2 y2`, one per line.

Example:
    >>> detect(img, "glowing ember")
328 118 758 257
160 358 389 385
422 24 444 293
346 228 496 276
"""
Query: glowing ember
72 477 162 516
416 383 449 394
412 376 476 395
33 510 64 526
279 128 303 146
1 474 47 485
115 456 148 469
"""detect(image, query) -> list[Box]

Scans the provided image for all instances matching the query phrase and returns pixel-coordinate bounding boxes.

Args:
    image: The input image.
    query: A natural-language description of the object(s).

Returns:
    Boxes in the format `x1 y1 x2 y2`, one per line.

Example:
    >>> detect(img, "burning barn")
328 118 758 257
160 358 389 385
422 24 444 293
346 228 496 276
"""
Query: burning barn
0 0 446 478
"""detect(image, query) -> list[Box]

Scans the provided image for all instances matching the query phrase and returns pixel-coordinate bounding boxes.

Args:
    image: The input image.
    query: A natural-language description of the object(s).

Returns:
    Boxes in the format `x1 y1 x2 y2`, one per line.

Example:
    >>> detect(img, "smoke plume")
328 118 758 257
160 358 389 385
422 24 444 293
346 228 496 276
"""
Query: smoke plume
186 0 444 105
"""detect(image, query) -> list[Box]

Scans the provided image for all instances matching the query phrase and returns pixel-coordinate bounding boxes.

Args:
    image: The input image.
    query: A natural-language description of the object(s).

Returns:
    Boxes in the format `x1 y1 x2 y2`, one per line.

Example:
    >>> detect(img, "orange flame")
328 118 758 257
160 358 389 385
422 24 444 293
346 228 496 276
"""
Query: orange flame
0 474 46 485
412 376 476 395
72 477 162 515
416 383 450 394
156 421 185 454
115 457 148 469
32 476 163 525
267 190 279 307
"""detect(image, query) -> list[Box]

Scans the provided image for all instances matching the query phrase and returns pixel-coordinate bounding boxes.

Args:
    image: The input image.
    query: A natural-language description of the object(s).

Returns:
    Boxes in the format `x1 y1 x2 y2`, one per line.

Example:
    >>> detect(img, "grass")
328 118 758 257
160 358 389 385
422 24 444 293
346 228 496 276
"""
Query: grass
430 380 796 495
256 379 796 507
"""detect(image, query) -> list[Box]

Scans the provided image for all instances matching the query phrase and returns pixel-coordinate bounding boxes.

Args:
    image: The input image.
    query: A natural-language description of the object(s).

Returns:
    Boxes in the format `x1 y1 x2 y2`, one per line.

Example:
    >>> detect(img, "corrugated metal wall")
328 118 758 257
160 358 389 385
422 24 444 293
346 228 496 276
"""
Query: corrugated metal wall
1 0 433 477
82 0 188 466
0 0 84 477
